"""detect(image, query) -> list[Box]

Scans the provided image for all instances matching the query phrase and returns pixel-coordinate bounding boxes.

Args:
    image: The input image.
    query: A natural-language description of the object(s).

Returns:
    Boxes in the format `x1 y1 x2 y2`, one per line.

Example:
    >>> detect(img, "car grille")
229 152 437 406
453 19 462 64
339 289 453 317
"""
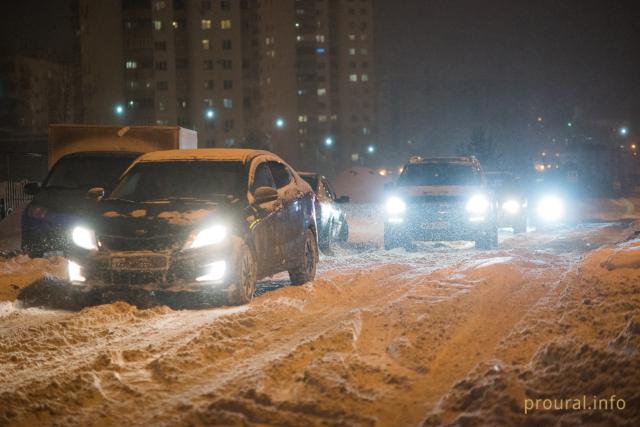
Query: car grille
100 270 165 285
407 196 466 221
99 234 181 251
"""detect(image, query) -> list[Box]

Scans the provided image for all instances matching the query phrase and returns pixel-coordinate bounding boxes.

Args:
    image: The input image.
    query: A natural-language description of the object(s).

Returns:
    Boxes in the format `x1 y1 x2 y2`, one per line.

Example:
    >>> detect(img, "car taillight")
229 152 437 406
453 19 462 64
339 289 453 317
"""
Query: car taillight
26 205 47 220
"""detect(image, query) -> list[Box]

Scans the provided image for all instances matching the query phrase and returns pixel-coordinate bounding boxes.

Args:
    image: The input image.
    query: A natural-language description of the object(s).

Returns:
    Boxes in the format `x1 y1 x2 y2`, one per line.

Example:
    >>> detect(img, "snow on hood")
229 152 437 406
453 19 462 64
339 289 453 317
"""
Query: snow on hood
156 209 211 225
397 185 483 198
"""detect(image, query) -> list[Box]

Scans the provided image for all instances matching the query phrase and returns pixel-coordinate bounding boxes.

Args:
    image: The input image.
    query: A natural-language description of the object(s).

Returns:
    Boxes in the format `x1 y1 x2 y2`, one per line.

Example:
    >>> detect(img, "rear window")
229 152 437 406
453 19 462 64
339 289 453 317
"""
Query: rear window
398 163 480 186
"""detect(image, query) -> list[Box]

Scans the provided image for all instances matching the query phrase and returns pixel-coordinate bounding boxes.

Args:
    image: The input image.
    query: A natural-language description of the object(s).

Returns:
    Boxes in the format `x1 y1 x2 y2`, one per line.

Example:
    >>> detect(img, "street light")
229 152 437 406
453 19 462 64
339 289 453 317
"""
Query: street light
205 109 215 120
324 137 333 147
275 118 285 128
114 104 125 116
620 127 629 137
367 145 375 154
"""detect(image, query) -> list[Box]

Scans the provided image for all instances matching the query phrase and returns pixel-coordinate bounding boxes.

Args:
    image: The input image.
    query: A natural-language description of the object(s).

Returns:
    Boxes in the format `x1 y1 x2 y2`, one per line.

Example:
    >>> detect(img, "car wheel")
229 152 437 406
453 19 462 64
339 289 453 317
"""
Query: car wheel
475 228 498 249
318 220 333 255
289 229 318 285
384 227 409 250
338 221 349 243
226 243 257 305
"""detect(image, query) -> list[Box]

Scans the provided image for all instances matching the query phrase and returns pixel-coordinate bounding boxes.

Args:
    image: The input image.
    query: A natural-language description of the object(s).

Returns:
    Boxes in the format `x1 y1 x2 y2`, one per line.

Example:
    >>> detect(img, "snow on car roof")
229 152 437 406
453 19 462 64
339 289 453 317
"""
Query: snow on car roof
136 148 275 164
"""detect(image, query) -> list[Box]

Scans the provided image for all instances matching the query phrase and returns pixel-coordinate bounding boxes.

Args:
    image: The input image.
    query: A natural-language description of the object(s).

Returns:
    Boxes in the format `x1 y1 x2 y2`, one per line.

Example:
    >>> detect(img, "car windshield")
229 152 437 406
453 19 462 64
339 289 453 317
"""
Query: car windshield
398 163 480 186
45 155 139 190
109 160 246 202
300 175 318 191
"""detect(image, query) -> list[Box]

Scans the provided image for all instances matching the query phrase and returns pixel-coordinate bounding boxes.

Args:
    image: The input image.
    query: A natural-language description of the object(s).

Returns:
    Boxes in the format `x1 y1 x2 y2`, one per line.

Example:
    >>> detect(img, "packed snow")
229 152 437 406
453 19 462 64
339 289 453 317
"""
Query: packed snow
0 200 640 425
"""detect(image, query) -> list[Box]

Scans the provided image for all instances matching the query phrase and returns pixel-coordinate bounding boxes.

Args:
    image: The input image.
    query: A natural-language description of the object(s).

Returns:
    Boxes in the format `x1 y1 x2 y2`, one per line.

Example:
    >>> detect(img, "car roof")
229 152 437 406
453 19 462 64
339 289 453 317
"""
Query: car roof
136 148 277 165
58 151 142 159
409 156 478 165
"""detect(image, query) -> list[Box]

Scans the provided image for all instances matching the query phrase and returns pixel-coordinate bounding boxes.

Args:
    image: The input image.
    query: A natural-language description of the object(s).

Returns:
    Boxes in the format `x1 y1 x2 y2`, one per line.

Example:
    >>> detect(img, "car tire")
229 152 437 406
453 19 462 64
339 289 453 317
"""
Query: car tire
318 220 333 255
338 221 349 243
226 243 257 305
289 228 318 285
475 228 498 249
513 219 527 234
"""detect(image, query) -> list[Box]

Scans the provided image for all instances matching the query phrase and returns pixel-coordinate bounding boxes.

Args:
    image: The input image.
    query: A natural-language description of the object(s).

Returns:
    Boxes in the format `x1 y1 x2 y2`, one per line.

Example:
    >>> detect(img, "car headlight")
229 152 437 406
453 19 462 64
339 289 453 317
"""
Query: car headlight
68 260 86 283
185 224 227 250
72 226 98 250
537 196 564 222
385 196 406 216
466 194 490 215
502 199 521 215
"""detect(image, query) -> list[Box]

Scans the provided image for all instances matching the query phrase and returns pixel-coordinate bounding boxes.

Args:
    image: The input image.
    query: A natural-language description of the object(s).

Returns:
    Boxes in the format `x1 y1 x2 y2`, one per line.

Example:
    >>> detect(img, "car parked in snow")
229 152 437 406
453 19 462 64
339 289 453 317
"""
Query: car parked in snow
67 149 318 306
384 156 498 250
298 172 350 253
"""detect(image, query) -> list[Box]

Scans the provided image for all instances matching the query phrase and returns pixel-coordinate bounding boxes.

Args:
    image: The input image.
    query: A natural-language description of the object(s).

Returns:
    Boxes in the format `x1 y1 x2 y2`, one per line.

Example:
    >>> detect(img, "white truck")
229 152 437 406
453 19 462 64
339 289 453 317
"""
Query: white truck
22 125 197 256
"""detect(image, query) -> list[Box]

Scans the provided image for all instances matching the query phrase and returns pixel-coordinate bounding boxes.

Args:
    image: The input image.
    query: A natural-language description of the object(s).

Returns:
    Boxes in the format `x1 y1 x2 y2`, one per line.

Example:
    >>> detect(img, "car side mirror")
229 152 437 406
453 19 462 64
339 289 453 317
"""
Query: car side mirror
254 186 278 204
336 195 350 204
87 187 105 202
24 182 41 195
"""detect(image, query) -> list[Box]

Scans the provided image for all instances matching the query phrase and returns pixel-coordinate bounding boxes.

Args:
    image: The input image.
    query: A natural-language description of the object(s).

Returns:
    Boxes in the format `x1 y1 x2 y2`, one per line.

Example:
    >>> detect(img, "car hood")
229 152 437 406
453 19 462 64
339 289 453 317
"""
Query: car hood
93 198 237 238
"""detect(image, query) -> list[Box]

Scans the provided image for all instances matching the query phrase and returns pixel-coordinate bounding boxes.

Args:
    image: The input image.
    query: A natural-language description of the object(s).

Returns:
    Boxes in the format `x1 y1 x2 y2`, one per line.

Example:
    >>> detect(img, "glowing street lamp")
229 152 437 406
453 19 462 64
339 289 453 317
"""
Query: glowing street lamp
205 109 215 120
367 145 375 154
114 104 125 116
619 127 629 137
324 137 334 147
275 118 285 128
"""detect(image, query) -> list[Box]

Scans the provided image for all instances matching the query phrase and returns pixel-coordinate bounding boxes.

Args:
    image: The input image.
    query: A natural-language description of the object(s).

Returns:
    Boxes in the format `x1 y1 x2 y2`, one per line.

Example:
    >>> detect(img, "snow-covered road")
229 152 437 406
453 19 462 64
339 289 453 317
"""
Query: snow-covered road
1 212 640 426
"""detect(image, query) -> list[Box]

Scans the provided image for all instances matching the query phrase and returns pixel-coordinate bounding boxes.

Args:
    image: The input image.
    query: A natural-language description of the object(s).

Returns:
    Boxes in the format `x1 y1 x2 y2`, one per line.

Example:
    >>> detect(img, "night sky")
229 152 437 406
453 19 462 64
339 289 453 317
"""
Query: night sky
2 0 639 157
375 0 640 154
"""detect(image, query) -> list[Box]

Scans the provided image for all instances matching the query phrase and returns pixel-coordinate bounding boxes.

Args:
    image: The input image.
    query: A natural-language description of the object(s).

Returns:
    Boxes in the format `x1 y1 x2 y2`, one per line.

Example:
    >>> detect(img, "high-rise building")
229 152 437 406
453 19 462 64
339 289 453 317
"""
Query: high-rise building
252 0 376 170
78 0 375 169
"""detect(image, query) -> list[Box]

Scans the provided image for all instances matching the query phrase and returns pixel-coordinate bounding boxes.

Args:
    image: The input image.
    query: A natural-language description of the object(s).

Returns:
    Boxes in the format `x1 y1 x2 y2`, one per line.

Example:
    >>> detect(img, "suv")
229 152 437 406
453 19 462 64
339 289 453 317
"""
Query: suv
384 156 498 249
67 149 318 306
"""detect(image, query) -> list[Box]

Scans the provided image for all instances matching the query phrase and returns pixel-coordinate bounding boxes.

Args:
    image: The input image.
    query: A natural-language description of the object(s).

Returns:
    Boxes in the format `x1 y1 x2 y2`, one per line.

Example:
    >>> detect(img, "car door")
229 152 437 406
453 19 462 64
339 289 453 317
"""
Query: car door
248 158 284 276
318 177 339 240
267 161 304 264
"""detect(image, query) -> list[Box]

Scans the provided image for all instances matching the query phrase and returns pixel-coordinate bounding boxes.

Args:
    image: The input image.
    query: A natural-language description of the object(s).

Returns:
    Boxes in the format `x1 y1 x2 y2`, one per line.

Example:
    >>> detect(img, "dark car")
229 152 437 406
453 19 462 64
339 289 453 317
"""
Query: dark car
67 149 318 306
22 152 142 256
298 172 349 253
384 156 498 250
486 171 527 233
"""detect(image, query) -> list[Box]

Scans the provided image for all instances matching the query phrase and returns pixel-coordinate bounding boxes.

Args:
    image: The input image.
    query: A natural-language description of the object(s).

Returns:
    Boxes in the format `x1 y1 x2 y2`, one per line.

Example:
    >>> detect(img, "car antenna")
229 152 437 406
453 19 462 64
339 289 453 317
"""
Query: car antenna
117 126 131 137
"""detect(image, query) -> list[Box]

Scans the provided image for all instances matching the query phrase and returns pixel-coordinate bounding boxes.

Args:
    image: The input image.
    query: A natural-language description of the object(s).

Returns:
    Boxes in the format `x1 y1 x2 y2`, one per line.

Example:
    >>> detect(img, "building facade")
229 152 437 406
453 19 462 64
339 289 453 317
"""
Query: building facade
78 0 375 169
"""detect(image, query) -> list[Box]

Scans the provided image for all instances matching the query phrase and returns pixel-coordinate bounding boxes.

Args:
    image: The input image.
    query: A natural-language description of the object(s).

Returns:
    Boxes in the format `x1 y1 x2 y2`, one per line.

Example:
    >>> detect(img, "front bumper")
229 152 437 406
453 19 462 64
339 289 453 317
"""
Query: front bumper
69 238 243 293
385 204 495 241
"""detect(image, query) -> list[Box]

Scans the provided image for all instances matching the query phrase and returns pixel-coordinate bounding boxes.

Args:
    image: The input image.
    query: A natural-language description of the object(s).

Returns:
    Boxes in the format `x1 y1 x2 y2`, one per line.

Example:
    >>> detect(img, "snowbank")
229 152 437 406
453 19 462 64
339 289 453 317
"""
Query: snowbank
0 255 65 302
0 206 24 252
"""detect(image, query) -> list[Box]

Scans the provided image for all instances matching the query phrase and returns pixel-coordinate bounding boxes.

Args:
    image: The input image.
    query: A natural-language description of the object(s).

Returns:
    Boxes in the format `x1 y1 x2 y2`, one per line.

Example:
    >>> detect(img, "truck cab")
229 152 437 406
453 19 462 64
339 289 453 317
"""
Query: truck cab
21 125 197 256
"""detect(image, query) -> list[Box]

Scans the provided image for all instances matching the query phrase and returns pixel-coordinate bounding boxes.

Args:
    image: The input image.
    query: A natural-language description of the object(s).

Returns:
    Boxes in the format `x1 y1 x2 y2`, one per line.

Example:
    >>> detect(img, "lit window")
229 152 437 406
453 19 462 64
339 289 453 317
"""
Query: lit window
202 39 210 50
318 115 327 122
153 20 163 31
316 35 325 42
224 138 235 147
348 34 356 40
125 60 137 69
298 115 308 123
220 19 231 29
351 153 359 162
203 98 213 107
349 48 356 55
317 88 326 96
223 98 233 108
201 19 212 29
158 101 165 111
361 74 369 81
154 1 166 10
349 74 358 82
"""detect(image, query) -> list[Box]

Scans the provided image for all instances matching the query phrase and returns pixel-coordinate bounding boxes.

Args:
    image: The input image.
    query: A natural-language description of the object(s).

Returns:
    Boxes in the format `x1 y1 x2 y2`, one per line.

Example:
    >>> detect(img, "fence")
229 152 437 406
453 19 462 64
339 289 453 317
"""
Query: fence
1 180 32 220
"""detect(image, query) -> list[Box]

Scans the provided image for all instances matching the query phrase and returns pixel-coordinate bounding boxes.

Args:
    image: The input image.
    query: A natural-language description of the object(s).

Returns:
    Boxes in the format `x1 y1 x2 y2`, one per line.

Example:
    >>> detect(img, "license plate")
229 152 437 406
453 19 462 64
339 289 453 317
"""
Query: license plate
111 256 167 270
423 221 449 230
